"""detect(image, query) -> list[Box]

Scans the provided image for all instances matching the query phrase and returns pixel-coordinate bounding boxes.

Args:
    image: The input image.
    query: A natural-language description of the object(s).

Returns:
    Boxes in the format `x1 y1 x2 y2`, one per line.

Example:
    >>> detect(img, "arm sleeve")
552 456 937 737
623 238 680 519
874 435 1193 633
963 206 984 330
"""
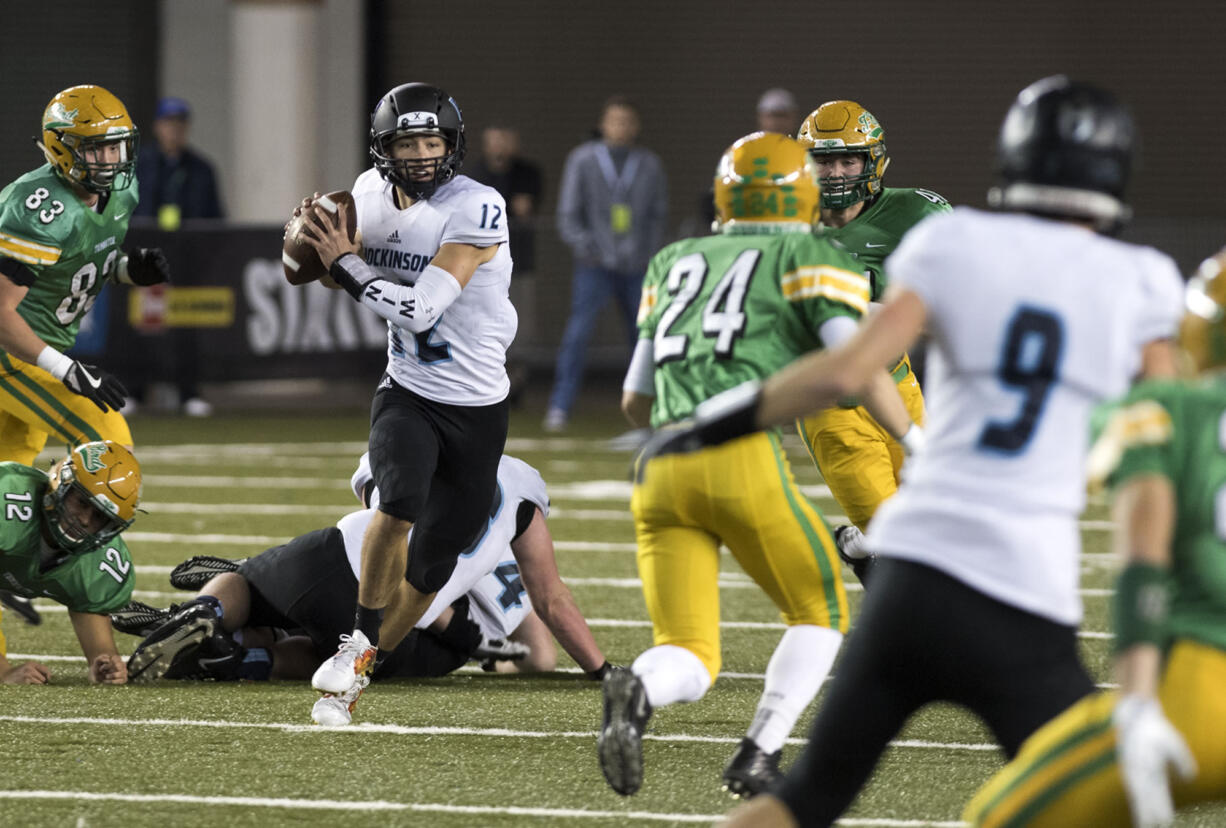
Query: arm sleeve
0 255 36 287
330 256 462 333
622 338 656 395
440 188 509 247
817 315 859 349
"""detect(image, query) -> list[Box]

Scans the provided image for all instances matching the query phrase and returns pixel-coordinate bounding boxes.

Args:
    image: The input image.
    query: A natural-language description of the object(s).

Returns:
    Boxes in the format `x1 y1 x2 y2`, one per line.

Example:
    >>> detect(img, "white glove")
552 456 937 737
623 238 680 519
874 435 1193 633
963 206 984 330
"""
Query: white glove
1113 694 1197 828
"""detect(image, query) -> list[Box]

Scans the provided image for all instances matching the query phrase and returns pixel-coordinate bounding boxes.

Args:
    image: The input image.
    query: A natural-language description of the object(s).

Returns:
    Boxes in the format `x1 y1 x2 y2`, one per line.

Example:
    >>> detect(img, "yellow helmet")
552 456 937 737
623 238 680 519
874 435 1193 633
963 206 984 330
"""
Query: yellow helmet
1180 248 1226 375
39 85 139 194
712 132 821 233
43 440 142 554
796 100 890 209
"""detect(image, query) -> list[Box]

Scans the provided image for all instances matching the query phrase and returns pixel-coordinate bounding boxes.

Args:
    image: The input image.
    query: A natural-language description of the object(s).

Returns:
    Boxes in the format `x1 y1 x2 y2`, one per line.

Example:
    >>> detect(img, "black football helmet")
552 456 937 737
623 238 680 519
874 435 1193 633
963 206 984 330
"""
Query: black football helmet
369 82 466 200
988 76 1135 233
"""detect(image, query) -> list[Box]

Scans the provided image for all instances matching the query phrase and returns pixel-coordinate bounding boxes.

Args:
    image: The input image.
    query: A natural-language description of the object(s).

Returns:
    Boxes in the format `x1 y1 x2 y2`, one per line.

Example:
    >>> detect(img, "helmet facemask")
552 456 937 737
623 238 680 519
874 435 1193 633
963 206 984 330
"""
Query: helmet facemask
52 130 139 194
370 129 461 200
809 147 887 210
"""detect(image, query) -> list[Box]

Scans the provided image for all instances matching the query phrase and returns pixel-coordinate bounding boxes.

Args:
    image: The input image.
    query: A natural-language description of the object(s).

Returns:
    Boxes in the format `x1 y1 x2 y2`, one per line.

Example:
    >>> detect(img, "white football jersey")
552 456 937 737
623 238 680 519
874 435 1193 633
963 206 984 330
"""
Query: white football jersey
351 169 517 405
867 207 1184 625
336 455 550 634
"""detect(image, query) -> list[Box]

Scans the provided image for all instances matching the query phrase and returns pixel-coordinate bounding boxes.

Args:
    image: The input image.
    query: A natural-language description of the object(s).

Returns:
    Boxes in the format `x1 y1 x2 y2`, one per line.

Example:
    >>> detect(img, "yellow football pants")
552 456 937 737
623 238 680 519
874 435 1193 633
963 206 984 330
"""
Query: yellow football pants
965 639 1226 827
631 430 848 683
796 355 925 530
0 352 131 465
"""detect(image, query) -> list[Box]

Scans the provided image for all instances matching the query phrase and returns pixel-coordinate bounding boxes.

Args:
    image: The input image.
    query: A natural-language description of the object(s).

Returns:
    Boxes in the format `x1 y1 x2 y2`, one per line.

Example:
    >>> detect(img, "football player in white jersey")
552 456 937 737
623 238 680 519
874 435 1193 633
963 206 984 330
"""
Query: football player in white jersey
635 77 1186 827
299 83 519 710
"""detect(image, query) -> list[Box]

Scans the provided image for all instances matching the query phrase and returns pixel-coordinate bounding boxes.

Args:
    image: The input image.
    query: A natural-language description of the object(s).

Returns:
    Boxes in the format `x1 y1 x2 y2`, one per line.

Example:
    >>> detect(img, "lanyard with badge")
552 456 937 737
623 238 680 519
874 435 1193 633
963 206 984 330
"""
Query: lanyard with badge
595 144 640 235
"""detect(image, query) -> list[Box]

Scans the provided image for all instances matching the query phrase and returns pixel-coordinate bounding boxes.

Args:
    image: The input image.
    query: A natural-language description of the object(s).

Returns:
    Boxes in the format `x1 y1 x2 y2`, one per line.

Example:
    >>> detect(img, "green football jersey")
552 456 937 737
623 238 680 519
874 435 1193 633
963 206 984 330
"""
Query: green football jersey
638 229 870 427
1091 379 1226 653
0 164 138 351
0 462 134 614
823 187 951 300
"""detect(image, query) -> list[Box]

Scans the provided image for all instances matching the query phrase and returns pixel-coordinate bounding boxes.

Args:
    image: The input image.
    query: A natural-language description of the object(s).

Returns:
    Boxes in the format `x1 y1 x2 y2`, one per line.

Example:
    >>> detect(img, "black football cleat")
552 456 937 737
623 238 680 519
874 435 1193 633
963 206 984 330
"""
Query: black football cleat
127 600 218 682
110 601 176 637
834 525 876 588
0 590 41 625
722 738 783 799
169 555 244 591
597 666 653 796
164 630 246 681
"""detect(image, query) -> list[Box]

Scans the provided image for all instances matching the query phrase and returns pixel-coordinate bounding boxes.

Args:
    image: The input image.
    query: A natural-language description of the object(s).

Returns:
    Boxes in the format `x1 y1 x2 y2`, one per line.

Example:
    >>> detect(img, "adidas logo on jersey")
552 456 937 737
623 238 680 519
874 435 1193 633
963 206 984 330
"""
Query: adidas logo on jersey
386 230 401 244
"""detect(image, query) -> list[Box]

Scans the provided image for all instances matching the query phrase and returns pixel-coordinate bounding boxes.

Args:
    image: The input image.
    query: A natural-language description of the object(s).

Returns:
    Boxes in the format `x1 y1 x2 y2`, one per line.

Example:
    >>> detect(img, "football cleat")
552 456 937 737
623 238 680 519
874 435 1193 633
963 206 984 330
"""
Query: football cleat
472 635 530 663
311 630 377 695
834 525 876 588
0 590 42 625
597 666 653 796
110 600 175 637
163 630 245 681
126 600 218 682
169 554 245 591
311 673 371 726
722 738 783 799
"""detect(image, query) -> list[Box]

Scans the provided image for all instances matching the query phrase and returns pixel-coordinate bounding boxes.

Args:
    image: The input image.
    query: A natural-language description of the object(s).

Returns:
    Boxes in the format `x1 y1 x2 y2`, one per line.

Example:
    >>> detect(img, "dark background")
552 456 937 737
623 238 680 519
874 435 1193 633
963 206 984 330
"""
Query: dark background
3 0 1225 382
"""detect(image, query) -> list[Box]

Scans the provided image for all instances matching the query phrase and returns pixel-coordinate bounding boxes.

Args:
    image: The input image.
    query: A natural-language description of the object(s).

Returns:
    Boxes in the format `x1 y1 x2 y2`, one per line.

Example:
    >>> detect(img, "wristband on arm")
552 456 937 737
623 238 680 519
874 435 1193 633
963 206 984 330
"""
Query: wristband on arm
1113 561 1170 652
35 345 73 380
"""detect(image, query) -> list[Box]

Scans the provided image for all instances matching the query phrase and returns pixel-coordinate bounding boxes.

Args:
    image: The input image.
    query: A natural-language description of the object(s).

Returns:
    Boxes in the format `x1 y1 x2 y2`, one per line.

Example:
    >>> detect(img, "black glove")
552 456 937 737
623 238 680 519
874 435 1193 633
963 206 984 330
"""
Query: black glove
125 247 170 286
63 360 128 412
632 381 763 482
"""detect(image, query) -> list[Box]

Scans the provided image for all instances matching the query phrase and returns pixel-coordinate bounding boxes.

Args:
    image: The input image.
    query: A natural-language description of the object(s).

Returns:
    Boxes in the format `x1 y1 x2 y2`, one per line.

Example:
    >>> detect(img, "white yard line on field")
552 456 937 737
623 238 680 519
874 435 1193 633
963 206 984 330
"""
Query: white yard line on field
0 789 969 826
0 714 997 753
0 657 1120 691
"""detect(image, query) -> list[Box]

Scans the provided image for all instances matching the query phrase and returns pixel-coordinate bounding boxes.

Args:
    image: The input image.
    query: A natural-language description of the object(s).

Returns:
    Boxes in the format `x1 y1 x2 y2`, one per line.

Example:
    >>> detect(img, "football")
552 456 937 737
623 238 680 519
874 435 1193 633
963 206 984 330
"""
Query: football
281 190 358 285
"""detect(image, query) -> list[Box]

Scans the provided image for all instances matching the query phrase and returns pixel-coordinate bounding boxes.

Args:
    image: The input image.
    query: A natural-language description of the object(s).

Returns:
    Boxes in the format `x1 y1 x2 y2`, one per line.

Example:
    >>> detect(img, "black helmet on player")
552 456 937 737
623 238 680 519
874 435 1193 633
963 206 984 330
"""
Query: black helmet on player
369 82 466 200
988 75 1135 233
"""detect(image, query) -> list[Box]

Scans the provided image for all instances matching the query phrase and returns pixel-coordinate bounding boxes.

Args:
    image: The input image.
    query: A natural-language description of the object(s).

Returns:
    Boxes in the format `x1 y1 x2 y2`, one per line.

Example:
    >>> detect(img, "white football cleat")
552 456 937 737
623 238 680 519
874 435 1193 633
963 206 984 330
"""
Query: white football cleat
311 630 377 694
312 673 370 726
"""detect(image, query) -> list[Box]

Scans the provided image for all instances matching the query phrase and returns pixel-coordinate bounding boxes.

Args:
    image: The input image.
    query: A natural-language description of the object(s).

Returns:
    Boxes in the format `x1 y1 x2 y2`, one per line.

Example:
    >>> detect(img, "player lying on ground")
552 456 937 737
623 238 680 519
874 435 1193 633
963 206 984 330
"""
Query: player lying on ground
0 441 140 685
121 453 609 725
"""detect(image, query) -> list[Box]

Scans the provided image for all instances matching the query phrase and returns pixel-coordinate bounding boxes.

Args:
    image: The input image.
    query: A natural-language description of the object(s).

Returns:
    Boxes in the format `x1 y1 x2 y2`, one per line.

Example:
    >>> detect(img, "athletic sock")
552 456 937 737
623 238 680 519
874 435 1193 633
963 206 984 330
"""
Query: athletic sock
189 594 224 620
355 604 384 648
747 624 844 753
632 644 712 709
236 647 273 681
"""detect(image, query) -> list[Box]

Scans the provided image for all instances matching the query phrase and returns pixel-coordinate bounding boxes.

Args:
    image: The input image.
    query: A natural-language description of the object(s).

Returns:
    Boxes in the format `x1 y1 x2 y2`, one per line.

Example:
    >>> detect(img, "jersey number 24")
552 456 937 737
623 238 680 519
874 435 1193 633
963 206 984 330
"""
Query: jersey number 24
654 250 760 364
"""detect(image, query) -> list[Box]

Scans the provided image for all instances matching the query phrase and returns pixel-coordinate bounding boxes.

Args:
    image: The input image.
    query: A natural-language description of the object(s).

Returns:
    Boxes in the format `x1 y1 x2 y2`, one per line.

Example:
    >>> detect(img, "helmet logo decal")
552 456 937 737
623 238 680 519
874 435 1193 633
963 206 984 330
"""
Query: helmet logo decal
45 102 78 130
398 112 438 130
857 111 883 140
77 443 107 473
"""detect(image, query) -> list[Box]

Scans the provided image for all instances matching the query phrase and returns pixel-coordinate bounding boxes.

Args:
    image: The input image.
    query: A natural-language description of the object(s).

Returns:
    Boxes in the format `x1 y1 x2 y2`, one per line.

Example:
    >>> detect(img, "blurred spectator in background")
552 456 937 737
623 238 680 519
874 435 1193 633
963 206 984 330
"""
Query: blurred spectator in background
470 126 544 405
136 97 224 225
469 126 543 273
130 97 224 417
756 87 800 135
545 96 668 432
680 88 800 239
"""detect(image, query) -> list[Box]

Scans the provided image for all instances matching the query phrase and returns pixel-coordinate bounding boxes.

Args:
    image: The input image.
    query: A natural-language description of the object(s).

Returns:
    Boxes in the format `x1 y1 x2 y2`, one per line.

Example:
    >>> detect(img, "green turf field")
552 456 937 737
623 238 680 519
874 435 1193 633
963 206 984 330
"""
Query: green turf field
2 406 1223 826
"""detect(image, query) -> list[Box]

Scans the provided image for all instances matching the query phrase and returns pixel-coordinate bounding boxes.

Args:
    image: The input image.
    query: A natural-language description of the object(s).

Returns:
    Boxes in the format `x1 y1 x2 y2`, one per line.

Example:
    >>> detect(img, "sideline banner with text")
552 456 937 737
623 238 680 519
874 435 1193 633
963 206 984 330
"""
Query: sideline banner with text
94 225 390 385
